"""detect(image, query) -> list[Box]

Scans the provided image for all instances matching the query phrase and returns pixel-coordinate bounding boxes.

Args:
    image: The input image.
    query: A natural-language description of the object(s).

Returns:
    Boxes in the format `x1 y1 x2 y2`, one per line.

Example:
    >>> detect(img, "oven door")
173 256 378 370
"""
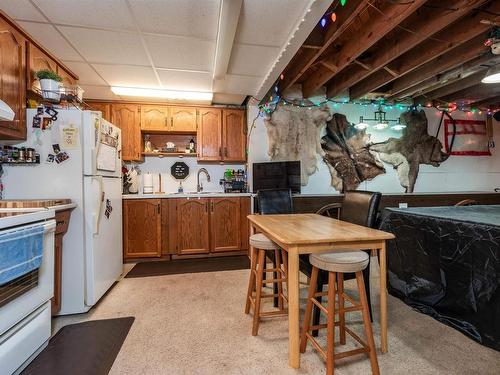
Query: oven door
0 220 56 337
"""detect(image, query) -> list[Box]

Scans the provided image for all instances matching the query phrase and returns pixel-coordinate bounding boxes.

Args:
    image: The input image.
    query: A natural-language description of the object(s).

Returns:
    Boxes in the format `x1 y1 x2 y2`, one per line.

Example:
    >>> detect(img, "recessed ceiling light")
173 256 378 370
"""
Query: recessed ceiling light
111 87 213 101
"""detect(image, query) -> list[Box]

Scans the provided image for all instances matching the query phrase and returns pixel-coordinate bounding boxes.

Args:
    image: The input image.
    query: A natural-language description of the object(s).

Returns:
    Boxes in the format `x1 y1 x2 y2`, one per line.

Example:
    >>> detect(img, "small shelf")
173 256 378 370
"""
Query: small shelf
142 152 197 158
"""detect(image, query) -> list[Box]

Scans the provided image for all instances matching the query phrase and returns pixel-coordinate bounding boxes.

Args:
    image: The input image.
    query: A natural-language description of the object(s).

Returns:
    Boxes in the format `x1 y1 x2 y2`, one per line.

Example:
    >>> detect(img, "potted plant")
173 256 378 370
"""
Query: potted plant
35 69 63 102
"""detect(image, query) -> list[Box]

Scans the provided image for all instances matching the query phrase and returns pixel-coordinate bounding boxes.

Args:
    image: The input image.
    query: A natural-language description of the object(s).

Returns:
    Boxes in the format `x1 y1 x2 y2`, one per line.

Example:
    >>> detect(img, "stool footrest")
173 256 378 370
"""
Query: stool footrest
311 298 328 315
259 309 288 317
335 347 370 360
305 332 327 360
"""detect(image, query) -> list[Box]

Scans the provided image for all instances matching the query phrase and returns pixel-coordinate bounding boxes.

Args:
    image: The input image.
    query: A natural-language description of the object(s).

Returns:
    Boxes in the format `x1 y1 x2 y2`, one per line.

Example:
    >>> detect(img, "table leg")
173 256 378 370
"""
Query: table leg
287 248 300 368
379 242 388 353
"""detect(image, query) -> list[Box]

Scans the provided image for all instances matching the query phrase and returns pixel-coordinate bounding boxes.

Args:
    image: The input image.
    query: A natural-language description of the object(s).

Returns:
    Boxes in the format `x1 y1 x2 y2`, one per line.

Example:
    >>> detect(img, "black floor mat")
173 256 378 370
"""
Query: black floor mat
22 317 134 375
125 255 250 278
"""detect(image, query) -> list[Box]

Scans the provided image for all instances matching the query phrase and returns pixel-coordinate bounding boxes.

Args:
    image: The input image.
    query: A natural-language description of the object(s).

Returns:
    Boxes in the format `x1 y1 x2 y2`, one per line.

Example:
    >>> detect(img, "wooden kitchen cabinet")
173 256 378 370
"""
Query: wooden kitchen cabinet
197 108 246 163
141 105 169 132
123 199 161 258
174 198 210 254
197 108 222 161
26 42 58 92
171 106 197 132
88 101 111 122
111 103 142 161
222 109 246 162
57 67 77 87
210 197 241 252
0 17 26 140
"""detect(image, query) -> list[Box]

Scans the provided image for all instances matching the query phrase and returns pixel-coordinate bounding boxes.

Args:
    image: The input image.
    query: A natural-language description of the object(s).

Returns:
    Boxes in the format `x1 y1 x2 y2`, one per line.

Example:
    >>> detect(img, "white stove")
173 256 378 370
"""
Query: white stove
0 208 56 374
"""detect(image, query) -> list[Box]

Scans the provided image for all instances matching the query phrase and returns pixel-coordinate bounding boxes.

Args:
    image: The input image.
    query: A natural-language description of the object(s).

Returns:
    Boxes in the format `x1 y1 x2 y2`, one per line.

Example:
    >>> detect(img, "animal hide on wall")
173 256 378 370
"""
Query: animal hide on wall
369 110 449 193
264 103 332 185
321 113 385 191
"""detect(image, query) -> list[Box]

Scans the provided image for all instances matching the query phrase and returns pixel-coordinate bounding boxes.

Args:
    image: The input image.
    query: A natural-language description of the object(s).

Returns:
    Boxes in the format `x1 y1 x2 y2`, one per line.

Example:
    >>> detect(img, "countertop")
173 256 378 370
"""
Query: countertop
123 192 253 199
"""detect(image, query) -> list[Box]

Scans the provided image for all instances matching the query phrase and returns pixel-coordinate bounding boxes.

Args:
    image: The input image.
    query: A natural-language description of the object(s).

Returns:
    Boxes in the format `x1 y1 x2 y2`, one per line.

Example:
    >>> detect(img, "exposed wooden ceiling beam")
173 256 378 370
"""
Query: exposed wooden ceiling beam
470 95 500 108
411 70 486 104
301 0 427 98
325 0 486 99
387 37 488 98
410 54 500 104
348 0 500 99
279 0 370 92
441 83 500 104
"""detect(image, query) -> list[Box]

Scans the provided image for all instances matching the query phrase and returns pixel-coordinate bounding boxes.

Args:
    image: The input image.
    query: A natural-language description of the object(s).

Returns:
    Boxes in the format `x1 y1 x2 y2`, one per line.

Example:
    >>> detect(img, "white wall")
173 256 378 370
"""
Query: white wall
126 157 245 193
247 101 500 195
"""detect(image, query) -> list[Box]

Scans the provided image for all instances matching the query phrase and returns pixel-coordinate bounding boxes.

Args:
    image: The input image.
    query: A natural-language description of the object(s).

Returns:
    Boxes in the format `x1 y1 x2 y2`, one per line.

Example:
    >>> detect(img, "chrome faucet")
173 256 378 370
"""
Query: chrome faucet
197 168 211 192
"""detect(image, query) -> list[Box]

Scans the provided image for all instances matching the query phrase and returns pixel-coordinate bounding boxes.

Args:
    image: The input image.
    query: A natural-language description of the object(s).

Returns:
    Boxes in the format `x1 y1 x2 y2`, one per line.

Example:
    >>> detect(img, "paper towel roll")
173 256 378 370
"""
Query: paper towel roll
152 173 160 193
143 173 153 194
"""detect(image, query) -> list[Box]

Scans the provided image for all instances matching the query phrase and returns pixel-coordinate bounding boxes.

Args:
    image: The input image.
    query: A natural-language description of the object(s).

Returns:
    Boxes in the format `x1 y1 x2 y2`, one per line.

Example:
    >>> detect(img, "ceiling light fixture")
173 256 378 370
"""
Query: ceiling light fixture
354 119 369 130
390 122 406 131
354 104 401 131
481 64 500 83
111 87 213 101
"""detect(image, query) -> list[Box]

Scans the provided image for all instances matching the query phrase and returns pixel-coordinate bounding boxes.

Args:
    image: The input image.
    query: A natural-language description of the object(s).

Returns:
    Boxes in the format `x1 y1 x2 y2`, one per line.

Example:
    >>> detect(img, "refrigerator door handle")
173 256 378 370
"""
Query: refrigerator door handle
92 175 104 235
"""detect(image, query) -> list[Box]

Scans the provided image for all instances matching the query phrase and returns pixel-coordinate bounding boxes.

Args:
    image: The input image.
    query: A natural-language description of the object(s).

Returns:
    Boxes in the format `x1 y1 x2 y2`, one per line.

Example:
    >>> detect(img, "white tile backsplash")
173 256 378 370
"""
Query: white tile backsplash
126 156 246 194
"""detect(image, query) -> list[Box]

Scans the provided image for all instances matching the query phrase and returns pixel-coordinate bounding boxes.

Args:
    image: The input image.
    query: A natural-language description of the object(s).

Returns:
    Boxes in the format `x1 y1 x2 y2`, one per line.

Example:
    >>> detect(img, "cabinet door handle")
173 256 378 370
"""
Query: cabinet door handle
171 118 173 129
219 147 222 157
211 201 214 212
165 117 168 128
205 203 208 213
224 147 228 157
157 203 161 214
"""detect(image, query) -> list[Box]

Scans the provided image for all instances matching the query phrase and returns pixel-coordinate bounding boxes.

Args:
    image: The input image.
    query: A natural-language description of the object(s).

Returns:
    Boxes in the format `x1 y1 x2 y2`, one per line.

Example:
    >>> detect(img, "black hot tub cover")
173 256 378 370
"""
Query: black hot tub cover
379 205 500 351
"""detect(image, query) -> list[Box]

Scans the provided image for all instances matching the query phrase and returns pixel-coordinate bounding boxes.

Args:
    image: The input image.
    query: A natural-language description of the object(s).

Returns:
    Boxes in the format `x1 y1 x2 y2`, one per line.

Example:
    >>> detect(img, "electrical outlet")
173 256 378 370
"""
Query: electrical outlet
399 203 408 208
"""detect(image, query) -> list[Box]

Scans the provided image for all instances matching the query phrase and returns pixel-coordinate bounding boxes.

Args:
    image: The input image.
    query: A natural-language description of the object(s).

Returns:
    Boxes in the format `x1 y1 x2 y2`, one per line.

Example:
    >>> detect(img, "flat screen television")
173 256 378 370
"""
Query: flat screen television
252 161 301 194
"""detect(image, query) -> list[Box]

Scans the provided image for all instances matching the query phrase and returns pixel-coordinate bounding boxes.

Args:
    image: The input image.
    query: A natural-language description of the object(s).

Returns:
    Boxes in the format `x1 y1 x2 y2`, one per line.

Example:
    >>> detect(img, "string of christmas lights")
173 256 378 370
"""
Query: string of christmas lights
258 74 500 117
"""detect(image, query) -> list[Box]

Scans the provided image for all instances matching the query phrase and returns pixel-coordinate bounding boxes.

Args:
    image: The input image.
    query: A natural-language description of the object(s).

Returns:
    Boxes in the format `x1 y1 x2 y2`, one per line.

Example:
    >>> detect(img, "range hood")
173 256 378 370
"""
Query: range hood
0 99 15 121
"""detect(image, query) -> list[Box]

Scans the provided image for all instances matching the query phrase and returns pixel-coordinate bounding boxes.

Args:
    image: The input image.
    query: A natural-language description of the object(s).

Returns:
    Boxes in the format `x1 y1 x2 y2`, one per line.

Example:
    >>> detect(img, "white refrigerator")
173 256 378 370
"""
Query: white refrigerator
3 109 123 315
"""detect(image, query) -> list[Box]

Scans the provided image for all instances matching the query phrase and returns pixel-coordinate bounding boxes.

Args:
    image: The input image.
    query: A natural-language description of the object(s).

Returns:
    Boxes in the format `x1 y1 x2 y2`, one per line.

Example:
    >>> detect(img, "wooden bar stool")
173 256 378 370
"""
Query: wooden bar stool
245 233 288 336
300 251 379 375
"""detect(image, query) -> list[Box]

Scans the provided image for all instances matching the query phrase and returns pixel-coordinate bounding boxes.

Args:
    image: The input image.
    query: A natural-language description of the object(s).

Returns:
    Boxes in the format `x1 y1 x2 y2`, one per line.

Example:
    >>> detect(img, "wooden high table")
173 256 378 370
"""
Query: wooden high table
247 214 395 369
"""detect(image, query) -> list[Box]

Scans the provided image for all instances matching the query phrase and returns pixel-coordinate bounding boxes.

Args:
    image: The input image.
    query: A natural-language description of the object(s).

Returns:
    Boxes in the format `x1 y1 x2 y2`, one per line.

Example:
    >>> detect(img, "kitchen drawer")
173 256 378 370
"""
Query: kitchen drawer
0 302 51 375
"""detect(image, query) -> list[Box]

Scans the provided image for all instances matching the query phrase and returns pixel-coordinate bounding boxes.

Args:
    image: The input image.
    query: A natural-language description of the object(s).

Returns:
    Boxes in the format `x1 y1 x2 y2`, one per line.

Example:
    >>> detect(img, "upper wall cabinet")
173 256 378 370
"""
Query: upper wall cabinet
140 105 197 133
111 104 142 162
0 17 26 140
88 102 111 122
57 67 77 87
197 108 222 161
141 105 169 132
223 109 246 163
171 106 197 132
197 108 246 163
26 42 57 92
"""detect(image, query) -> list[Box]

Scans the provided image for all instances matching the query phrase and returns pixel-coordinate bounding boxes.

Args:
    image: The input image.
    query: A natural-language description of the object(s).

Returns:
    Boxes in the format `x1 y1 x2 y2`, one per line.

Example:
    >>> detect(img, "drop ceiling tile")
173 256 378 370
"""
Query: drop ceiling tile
0 0 44 22
17 21 82 61
157 70 212 92
33 0 135 31
92 64 159 88
216 74 261 95
81 84 121 100
129 0 220 39
227 43 279 77
213 93 246 105
235 0 309 47
58 26 149 66
144 34 215 71
61 61 107 86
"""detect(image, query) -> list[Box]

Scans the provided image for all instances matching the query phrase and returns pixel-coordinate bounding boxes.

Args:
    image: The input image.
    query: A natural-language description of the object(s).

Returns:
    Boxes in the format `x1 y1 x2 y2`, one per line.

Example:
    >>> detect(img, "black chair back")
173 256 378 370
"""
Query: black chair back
340 190 381 228
257 188 293 215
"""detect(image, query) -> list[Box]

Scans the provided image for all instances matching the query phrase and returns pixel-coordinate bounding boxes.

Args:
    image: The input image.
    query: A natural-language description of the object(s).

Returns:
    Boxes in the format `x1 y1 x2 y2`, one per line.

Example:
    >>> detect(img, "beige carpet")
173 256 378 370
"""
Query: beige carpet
53 262 500 375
